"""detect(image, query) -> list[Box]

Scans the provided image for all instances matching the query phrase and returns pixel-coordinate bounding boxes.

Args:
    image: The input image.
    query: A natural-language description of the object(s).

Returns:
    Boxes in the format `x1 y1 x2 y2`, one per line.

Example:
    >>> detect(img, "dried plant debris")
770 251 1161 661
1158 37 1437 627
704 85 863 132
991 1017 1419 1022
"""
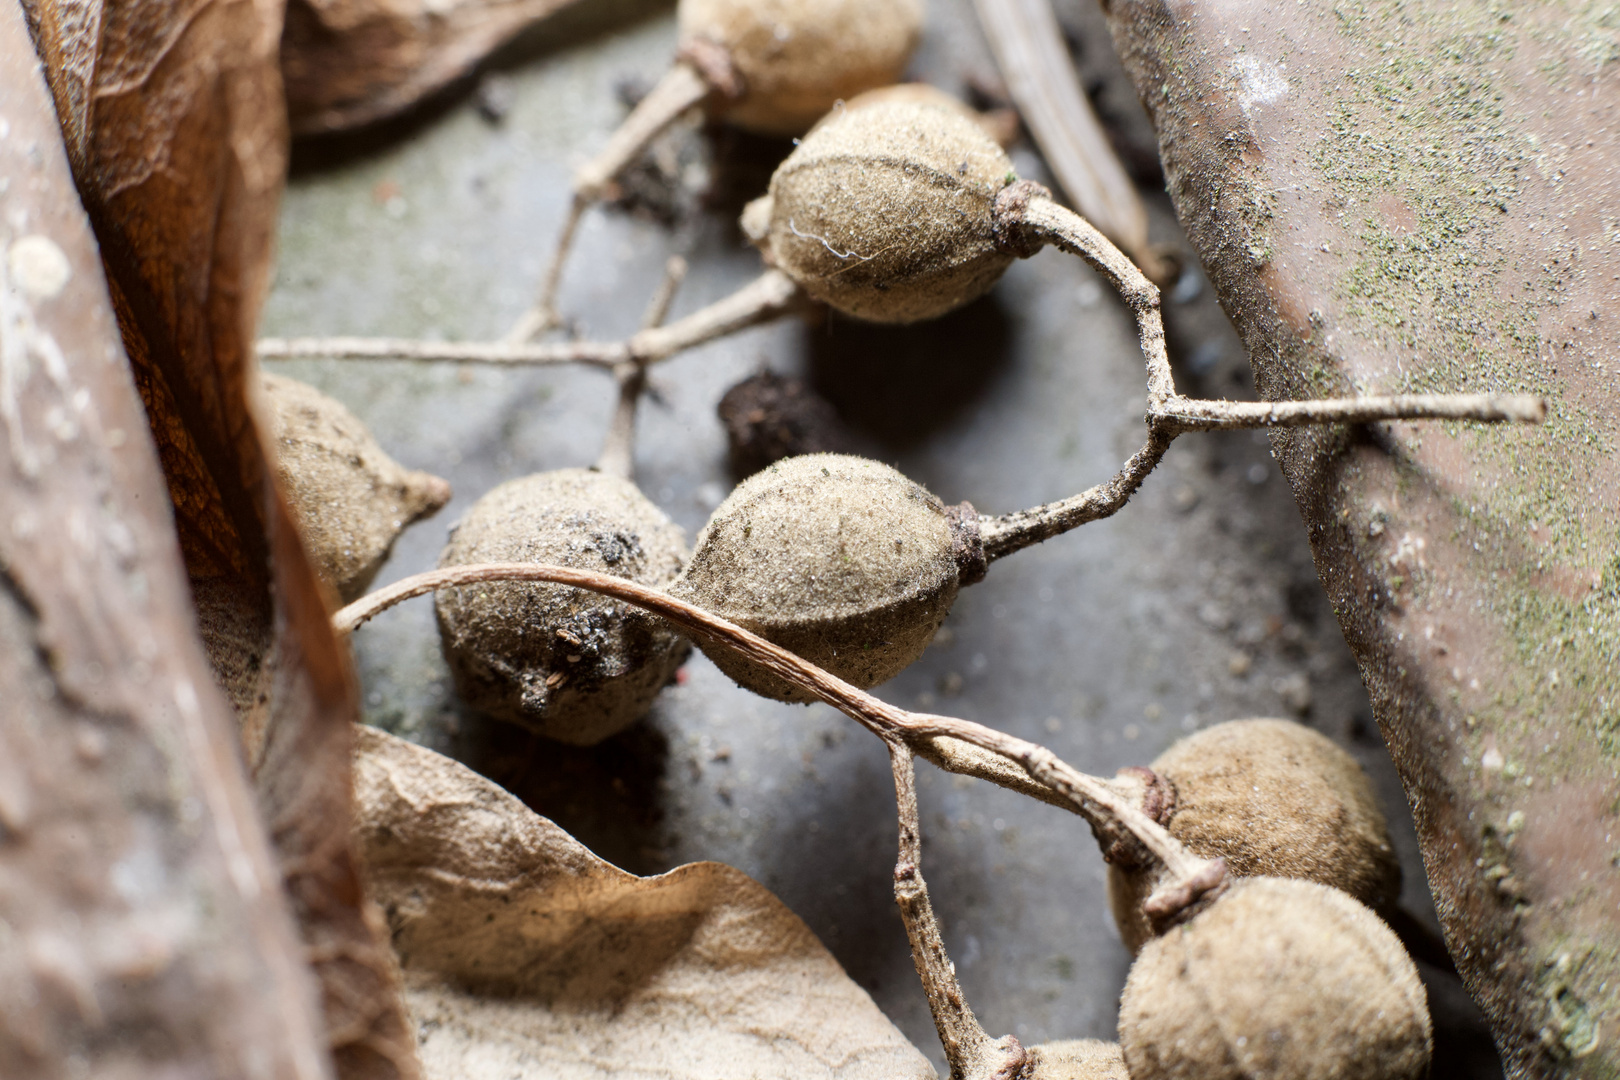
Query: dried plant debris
436 469 690 743
670 454 966 701
263 373 452 603
352 726 935 1080
716 370 857 478
1118 877 1431 1080
742 97 1016 324
1107 718 1401 952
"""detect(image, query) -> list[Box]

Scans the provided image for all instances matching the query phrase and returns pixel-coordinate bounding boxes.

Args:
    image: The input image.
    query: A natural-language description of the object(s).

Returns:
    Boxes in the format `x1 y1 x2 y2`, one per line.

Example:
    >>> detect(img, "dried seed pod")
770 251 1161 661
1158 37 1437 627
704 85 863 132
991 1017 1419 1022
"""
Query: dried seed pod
841 82 1019 148
679 0 924 136
1026 1039 1129 1079
669 453 981 701
1108 718 1401 952
742 97 1018 323
435 469 690 744
716 370 857 478
262 372 451 602
1118 877 1431 1080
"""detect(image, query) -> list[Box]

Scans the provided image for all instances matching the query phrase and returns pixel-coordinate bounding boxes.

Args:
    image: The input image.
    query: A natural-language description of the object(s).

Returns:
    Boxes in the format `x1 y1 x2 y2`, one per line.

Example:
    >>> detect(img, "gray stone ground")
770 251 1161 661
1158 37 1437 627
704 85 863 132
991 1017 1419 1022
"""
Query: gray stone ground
263 0 1500 1073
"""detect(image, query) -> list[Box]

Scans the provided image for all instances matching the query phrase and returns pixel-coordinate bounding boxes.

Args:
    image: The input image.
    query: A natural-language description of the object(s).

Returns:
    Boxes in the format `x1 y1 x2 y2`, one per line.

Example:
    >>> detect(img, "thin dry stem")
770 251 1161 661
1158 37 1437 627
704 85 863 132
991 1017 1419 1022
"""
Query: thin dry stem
334 562 1221 905
256 269 803 371
509 63 710 340
890 745 1026 1080
976 194 1548 562
974 0 1170 282
595 257 688 479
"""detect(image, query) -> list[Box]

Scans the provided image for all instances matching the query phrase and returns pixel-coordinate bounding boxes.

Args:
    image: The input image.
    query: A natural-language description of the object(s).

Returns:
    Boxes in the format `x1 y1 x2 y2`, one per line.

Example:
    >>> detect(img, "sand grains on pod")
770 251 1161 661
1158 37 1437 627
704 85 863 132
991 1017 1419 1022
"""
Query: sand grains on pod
436 469 690 744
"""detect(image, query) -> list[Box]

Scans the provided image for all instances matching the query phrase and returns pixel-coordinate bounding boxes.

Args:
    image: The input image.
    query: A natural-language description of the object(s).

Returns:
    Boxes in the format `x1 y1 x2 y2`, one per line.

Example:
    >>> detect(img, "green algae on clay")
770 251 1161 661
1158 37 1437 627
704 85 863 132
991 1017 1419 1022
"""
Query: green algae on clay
669 453 980 701
1107 717 1402 953
1119 877 1431 1080
262 372 451 602
741 96 1018 324
435 469 690 744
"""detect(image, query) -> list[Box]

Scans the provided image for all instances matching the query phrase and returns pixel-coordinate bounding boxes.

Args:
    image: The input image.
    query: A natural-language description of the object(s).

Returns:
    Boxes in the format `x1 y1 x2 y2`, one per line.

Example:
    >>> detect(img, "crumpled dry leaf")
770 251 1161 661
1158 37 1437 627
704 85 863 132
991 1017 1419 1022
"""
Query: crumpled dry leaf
281 0 586 135
20 2 418 1075
354 726 938 1080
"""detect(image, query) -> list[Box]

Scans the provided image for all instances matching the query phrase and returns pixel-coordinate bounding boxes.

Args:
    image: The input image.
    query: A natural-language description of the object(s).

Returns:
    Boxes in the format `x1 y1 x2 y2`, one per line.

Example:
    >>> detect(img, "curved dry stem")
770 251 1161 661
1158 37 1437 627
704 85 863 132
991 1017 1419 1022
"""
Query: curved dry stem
256 269 804 371
507 194 586 343
334 562 1219 900
1155 391 1547 431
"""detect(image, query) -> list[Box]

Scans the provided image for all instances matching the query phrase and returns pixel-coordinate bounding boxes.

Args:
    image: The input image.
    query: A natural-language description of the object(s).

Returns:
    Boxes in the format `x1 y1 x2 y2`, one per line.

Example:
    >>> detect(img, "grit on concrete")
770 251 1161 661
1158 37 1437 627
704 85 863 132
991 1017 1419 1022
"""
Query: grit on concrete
263 0 1498 1073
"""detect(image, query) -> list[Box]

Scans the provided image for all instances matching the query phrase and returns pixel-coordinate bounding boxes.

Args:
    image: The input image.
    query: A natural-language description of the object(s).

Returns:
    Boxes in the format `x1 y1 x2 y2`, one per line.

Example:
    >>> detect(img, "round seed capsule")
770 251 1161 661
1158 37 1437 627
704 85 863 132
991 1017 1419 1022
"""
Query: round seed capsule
1026 1039 1129 1079
679 0 923 136
1108 718 1401 952
263 373 451 602
1118 877 1431 1080
742 97 1017 323
435 469 689 744
669 453 979 701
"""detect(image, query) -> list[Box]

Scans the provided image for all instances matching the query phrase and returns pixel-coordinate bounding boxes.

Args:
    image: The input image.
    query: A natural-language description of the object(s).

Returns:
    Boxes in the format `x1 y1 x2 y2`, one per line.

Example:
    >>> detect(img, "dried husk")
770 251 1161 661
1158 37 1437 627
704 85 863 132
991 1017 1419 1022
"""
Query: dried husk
744 98 1016 323
679 0 923 136
1108 718 1402 953
436 468 689 743
670 454 959 701
264 373 451 603
1027 1039 1130 1079
1118 877 1431 1080
352 726 936 1080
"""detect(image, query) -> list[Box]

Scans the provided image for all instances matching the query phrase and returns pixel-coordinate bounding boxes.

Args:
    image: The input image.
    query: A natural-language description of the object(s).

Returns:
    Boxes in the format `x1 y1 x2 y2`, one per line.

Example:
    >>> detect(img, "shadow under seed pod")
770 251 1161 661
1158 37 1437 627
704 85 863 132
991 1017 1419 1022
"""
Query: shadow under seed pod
1107 718 1402 954
1118 877 1432 1080
436 469 690 744
669 453 975 701
262 372 451 602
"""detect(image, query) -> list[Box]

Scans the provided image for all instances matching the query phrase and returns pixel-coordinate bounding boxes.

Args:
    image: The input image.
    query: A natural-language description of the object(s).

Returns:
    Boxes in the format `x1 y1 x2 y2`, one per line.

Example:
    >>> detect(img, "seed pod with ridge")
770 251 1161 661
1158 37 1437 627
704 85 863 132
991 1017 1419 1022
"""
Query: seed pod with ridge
1118 876 1432 1080
1107 718 1401 953
669 453 984 701
741 96 1018 324
435 469 690 744
263 372 451 602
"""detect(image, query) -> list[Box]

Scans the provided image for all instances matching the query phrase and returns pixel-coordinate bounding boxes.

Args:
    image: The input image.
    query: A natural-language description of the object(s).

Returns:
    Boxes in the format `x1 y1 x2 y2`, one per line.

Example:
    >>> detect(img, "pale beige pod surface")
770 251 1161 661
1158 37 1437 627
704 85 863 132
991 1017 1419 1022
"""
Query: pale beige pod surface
670 454 959 701
435 469 690 744
1108 718 1402 952
1119 877 1432 1080
745 98 1017 323
263 372 451 602
678 0 923 135
1026 1039 1130 1079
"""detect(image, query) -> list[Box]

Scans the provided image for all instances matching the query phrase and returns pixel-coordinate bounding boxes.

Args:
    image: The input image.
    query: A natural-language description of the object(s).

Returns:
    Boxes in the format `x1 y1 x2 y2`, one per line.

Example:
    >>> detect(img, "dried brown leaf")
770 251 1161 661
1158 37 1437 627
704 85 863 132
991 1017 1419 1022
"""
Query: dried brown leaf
19 1 419 1075
281 0 586 135
0 5 328 1073
354 726 938 1080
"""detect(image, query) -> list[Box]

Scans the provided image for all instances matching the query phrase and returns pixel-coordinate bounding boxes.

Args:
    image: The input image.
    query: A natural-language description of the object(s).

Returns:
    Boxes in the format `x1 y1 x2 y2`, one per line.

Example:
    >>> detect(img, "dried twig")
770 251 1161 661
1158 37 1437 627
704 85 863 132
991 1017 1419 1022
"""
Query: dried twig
974 0 1172 282
257 268 802 370
594 256 688 479
333 562 1224 908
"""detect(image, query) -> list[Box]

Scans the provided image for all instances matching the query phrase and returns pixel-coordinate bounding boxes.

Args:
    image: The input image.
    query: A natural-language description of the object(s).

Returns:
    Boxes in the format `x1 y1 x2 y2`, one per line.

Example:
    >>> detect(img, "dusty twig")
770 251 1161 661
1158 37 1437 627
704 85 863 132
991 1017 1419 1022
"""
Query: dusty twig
889 744 1028 1080
256 268 803 370
334 561 1223 913
594 257 688 479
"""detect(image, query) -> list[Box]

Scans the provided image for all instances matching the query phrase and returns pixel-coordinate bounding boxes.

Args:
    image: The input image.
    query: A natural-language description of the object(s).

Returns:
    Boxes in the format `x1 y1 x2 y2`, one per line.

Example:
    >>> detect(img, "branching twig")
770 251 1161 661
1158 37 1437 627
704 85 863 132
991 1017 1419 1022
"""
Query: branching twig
594 257 688 479
257 268 803 371
333 562 1224 914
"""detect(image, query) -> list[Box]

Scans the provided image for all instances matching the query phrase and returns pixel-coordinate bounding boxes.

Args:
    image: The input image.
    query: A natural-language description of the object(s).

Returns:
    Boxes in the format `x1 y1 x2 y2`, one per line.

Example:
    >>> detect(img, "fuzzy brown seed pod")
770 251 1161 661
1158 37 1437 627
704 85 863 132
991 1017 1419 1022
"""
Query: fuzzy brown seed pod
435 469 690 744
841 83 1019 148
669 453 977 701
1118 876 1432 1080
679 0 924 136
1107 718 1401 952
741 97 1018 324
262 372 451 603
1026 1039 1130 1079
